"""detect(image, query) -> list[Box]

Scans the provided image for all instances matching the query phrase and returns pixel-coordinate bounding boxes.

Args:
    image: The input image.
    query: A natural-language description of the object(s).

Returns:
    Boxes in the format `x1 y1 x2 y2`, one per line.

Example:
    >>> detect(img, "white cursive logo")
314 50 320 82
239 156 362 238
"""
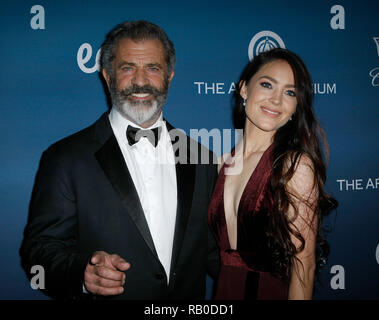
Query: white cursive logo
77 43 101 73
369 67 379 87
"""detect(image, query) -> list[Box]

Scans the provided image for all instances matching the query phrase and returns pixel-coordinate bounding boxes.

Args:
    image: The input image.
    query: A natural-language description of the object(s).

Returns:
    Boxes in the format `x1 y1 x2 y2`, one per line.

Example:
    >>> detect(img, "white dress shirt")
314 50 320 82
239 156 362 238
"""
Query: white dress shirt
109 107 177 282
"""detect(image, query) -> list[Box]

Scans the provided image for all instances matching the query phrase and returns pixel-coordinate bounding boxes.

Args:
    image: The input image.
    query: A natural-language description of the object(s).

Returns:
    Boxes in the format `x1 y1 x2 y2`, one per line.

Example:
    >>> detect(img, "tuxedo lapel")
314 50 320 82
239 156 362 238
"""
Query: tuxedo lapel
92 114 197 277
166 121 196 275
94 114 158 259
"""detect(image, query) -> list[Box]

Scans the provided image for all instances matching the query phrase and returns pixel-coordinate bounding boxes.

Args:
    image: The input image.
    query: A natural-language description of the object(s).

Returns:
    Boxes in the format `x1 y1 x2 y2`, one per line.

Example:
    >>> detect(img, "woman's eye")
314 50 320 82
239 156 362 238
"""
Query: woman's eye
286 90 296 97
260 82 271 89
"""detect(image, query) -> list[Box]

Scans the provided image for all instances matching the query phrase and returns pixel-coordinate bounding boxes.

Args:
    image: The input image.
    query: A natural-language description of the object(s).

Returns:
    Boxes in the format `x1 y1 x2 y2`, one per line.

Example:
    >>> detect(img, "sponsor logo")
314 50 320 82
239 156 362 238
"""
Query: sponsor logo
194 81 336 95
374 37 379 56
369 68 379 87
77 43 101 74
369 37 379 87
336 178 379 191
313 83 337 95
248 31 285 61
30 265 45 290
330 5 345 30
194 82 236 95
30 5 45 30
330 265 345 290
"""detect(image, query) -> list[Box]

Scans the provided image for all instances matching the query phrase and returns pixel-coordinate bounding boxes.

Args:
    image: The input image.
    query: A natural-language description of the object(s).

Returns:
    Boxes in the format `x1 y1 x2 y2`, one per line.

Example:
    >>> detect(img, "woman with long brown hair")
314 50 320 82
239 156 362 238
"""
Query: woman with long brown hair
208 48 337 299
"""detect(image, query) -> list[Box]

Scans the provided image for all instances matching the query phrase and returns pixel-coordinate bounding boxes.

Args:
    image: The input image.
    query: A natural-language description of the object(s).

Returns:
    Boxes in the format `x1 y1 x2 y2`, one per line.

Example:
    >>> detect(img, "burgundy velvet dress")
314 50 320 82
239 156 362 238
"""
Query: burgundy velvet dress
208 145 289 300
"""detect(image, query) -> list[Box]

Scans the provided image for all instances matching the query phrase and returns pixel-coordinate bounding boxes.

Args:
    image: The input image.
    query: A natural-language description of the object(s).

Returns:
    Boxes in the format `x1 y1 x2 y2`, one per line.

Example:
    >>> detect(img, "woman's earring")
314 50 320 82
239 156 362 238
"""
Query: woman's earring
243 99 246 107
289 116 292 121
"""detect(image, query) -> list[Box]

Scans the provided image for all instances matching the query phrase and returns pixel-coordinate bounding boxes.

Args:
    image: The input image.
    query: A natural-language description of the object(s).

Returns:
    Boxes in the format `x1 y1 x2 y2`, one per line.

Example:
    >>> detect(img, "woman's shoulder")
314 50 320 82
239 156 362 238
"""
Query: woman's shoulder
283 151 314 171
284 152 317 198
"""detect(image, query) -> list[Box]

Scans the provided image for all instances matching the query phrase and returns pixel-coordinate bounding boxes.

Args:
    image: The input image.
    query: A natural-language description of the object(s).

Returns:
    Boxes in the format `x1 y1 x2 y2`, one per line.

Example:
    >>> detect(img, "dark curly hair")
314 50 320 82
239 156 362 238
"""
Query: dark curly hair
234 48 338 281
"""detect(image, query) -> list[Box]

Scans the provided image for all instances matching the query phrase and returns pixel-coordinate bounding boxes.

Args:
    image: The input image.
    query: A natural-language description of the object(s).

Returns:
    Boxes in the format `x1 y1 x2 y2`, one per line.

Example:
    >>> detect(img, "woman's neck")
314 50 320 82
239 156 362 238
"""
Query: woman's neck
242 121 275 156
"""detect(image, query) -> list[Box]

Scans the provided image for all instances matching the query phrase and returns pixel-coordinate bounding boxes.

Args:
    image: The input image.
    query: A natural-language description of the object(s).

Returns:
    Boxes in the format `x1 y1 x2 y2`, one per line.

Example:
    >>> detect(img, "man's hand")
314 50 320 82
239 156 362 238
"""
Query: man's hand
84 251 131 296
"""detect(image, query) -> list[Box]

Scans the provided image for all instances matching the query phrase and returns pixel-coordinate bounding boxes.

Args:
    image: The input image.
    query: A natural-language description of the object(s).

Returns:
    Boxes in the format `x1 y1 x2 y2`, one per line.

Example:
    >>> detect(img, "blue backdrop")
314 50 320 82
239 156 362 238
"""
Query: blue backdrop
1 0 378 299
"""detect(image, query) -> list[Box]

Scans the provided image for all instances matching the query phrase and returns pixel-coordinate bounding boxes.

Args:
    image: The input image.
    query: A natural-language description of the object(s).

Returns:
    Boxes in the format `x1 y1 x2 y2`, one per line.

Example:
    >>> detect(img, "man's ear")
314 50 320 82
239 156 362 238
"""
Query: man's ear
102 68 111 89
168 70 174 83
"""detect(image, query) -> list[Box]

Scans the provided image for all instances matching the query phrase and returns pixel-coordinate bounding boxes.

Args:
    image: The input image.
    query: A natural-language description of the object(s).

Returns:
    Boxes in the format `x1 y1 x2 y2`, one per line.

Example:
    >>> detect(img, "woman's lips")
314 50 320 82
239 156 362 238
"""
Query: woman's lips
261 106 280 117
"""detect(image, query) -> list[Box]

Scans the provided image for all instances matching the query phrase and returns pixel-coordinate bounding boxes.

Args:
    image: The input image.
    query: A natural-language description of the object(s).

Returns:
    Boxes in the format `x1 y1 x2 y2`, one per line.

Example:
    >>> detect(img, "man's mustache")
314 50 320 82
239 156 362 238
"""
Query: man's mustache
118 84 165 99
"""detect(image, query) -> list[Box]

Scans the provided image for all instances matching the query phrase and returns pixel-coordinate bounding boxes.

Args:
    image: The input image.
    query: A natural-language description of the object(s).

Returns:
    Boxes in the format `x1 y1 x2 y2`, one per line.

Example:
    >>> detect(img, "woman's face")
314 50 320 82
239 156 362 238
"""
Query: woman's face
240 59 297 133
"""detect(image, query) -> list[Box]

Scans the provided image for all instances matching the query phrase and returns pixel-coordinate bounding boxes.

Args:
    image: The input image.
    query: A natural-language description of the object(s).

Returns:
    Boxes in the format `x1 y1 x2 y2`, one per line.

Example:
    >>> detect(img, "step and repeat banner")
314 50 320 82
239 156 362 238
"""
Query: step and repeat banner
0 0 378 299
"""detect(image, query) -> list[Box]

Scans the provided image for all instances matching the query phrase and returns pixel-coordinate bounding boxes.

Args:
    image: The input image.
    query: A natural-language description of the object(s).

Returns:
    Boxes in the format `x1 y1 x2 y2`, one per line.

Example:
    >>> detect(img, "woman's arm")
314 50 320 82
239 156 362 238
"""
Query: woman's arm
286 155 318 300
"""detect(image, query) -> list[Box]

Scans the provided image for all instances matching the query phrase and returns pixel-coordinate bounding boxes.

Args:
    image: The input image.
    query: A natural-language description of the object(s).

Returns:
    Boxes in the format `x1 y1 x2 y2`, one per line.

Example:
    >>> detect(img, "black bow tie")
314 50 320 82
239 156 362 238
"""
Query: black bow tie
126 125 162 147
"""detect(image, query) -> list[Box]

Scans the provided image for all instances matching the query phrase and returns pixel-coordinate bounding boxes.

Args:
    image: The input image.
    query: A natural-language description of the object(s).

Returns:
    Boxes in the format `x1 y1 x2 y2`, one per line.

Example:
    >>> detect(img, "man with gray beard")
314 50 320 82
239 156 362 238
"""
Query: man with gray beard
20 20 219 300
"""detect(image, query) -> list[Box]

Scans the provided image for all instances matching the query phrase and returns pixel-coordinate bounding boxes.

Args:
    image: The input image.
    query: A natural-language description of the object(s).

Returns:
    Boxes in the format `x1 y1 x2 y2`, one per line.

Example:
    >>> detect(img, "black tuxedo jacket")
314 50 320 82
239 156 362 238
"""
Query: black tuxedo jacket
20 112 219 300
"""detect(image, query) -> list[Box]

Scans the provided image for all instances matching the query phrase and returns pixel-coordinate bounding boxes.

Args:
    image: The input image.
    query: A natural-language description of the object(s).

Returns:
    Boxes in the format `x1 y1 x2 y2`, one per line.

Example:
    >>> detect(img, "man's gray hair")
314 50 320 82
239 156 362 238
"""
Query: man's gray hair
100 20 176 77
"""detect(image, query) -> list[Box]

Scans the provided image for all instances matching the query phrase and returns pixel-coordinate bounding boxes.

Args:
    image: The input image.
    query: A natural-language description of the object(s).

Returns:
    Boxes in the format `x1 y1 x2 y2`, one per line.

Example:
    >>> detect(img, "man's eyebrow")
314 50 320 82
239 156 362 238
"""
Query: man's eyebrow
117 61 136 68
258 75 295 88
116 62 164 69
146 63 163 68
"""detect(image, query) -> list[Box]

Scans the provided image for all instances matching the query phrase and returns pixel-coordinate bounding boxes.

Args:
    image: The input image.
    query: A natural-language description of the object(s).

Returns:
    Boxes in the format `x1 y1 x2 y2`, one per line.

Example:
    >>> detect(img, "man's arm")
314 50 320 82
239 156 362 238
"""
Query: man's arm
20 147 91 299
